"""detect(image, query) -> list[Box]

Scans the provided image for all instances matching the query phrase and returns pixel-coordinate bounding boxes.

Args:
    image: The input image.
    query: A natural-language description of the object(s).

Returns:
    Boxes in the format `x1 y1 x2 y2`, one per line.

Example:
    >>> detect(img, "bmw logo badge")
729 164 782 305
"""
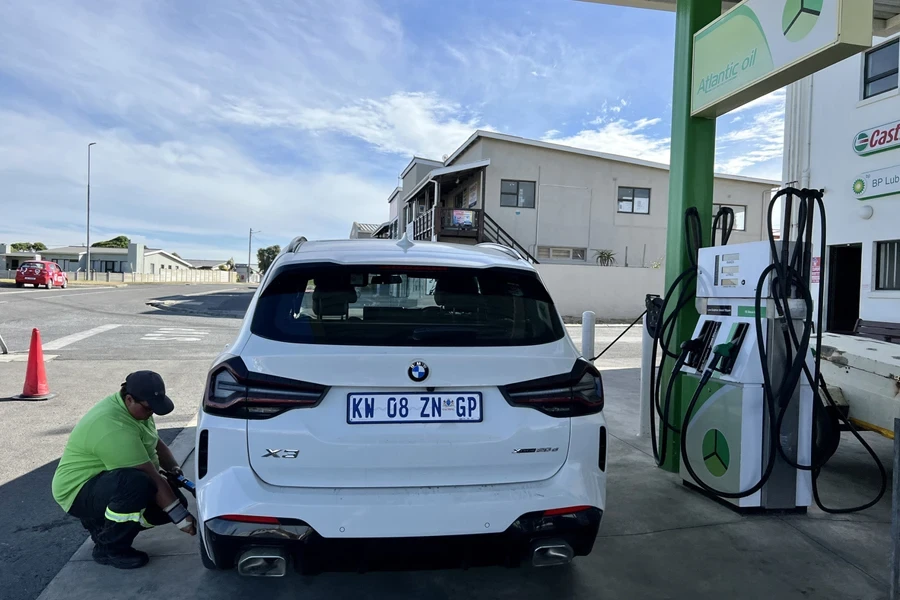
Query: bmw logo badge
408 361 429 382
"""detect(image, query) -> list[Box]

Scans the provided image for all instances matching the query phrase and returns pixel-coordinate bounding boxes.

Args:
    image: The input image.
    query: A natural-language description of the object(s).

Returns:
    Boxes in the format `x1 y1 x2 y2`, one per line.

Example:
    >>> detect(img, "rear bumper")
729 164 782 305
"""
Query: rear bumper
196 412 607 540
203 508 602 572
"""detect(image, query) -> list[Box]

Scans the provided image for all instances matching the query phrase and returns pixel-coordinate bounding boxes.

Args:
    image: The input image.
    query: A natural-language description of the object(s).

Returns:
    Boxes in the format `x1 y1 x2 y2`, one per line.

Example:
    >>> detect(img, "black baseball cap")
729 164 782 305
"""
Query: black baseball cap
124 371 174 415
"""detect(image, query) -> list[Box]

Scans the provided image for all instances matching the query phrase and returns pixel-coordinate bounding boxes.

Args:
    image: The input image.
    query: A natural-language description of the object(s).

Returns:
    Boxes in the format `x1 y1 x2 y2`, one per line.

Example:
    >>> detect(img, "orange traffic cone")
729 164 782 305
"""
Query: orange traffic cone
14 329 56 400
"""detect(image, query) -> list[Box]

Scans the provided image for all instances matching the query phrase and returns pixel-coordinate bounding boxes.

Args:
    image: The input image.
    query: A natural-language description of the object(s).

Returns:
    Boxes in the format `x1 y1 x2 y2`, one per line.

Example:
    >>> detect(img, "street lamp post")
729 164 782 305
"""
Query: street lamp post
86 142 97 280
248 228 260 283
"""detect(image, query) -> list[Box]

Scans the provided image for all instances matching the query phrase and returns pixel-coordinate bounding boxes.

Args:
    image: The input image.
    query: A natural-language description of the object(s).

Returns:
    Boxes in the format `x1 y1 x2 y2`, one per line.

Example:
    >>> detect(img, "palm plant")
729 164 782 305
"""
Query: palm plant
592 249 617 266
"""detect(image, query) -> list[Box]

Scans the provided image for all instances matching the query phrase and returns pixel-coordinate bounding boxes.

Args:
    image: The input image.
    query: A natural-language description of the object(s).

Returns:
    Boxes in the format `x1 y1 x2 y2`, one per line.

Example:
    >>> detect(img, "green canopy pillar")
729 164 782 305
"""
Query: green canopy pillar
659 0 719 473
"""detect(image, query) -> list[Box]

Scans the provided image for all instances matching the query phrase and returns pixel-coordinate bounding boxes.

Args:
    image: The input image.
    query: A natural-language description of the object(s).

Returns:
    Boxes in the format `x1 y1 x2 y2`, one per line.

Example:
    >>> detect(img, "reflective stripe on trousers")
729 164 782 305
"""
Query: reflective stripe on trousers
105 506 154 528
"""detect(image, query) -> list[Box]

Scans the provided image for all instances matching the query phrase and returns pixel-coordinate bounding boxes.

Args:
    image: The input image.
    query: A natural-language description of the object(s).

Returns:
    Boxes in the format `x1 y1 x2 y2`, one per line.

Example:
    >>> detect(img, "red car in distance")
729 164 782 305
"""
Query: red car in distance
15 261 68 289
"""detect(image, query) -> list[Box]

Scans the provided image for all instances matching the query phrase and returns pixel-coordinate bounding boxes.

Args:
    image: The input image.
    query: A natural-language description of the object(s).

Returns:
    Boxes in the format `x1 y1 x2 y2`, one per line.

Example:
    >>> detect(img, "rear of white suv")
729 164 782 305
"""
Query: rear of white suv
195 239 607 576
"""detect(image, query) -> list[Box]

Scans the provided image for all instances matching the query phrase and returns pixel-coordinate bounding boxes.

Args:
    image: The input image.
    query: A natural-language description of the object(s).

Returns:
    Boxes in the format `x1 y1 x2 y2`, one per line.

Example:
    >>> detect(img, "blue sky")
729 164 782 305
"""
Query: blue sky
0 0 784 260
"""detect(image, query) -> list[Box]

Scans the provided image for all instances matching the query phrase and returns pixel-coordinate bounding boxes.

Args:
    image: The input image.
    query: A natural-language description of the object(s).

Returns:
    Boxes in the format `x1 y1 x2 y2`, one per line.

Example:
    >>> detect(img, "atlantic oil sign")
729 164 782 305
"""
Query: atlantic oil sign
853 120 900 156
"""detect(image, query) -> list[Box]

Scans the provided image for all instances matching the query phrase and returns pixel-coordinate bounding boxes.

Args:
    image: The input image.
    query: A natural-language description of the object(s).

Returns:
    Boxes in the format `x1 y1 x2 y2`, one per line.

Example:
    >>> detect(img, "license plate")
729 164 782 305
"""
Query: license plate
25 277 35 280
347 393 483 424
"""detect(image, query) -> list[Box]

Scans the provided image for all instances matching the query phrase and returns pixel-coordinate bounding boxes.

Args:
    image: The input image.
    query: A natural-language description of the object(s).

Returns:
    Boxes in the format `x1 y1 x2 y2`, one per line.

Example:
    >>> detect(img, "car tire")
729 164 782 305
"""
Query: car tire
16 283 23 288
46 281 53 290
61 280 67 289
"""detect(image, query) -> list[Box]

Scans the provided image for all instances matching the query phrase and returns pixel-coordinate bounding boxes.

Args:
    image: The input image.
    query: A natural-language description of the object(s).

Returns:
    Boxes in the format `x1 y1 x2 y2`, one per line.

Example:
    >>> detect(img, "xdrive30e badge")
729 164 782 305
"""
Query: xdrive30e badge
408 361 429 382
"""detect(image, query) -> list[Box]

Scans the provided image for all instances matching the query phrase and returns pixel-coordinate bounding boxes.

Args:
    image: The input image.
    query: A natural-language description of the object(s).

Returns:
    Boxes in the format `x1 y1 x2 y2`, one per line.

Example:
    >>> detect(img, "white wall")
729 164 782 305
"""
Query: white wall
787 34 900 323
145 253 190 274
479 138 774 267
536 263 665 320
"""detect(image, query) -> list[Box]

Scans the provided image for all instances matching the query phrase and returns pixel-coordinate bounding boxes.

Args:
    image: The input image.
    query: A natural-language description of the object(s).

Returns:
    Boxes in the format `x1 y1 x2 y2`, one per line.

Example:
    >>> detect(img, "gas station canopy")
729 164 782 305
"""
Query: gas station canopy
581 0 900 36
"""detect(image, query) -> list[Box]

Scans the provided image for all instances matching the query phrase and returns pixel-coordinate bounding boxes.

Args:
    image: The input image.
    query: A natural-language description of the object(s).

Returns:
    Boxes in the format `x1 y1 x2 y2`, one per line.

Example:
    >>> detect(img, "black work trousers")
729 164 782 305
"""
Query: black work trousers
68 468 188 552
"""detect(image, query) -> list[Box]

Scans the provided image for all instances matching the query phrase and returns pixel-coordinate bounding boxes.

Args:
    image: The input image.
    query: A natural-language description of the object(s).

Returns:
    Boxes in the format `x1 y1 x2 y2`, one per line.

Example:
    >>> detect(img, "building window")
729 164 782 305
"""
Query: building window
713 204 747 231
617 187 651 214
863 39 899 99
500 180 536 208
876 240 900 291
537 246 586 261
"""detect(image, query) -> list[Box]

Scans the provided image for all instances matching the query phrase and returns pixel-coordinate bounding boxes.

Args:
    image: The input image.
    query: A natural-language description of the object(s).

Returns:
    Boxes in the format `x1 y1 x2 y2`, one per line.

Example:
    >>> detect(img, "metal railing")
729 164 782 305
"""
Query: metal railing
412 209 434 241
481 212 539 263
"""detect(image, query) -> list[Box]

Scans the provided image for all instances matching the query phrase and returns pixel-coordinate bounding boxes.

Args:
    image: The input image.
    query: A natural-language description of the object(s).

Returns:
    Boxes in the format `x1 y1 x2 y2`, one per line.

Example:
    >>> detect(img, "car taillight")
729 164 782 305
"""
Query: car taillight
219 514 280 524
543 505 593 517
501 360 604 418
202 356 328 419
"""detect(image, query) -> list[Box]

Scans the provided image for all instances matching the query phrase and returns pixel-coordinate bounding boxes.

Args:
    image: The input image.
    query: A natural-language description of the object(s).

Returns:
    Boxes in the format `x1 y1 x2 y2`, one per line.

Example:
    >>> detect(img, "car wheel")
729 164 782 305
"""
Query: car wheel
16 282 23 288
46 281 53 290
61 280 67 289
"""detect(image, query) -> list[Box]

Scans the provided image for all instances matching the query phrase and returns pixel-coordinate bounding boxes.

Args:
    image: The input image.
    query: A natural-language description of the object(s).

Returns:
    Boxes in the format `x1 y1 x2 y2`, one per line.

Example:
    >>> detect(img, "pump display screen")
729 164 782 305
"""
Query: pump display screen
720 266 739 275
721 253 740 263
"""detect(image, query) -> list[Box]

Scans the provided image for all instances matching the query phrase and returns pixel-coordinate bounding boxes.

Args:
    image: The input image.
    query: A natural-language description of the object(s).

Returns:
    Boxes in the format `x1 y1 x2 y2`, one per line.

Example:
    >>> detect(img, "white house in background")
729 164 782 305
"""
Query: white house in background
349 222 383 239
376 131 778 266
0 243 193 274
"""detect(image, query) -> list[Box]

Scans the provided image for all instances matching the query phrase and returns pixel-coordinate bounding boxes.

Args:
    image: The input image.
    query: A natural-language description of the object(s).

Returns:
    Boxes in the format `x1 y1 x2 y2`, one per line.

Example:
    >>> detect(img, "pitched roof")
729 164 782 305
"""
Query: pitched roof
352 222 382 234
445 130 780 186
184 259 228 268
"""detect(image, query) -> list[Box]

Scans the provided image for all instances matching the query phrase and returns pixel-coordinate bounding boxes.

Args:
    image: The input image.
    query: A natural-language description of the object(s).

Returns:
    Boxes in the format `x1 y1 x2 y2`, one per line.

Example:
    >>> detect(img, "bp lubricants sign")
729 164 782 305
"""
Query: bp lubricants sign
692 0 872 118
852 165 900 201
854 120 900 156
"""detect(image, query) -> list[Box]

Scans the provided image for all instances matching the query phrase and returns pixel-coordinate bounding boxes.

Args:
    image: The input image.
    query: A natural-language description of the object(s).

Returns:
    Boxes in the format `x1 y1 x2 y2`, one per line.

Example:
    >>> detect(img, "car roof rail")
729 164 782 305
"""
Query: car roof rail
475 242 525 261
286 236 308 253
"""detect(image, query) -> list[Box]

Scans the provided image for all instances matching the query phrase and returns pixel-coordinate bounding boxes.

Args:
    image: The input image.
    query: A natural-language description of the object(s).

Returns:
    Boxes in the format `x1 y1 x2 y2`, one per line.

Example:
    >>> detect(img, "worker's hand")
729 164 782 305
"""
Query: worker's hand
176 514 197 536
169 466 183 477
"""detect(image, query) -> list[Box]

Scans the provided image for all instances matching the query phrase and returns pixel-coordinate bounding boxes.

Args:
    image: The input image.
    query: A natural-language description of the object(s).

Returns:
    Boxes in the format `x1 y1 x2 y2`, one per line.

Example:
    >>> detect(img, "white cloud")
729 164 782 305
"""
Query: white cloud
715 90 785 179
217 92 485 159
543 117 671 164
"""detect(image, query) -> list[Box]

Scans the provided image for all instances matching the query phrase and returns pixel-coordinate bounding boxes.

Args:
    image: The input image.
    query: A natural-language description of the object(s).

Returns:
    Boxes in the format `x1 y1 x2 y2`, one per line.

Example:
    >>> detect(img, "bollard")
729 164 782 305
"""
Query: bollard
638 311 653 438
0 333 8 355
891 417 900 600
581 311 596 360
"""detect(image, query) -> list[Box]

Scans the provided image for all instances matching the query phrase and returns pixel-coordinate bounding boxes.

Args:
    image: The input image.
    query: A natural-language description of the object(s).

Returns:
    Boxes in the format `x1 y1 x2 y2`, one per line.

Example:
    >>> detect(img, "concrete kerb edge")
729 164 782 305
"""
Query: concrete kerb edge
36 415 199 598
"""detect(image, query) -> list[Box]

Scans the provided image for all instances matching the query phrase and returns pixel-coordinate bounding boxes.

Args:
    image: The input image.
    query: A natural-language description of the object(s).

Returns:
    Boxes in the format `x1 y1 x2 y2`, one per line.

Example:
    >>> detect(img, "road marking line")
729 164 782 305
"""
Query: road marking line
182 287 238 297
43 325 122 350
0 354 58 363
0 287 117 296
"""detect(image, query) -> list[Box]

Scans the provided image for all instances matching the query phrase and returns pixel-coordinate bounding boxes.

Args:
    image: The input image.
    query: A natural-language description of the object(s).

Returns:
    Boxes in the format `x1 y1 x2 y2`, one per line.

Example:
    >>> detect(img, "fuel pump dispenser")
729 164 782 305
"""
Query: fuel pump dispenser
679 241 813 510
649 187 886 515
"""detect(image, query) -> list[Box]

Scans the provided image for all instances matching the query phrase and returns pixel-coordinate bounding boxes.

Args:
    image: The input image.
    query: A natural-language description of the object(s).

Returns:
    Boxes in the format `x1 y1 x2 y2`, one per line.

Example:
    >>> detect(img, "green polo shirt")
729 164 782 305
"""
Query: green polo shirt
52 392 160 512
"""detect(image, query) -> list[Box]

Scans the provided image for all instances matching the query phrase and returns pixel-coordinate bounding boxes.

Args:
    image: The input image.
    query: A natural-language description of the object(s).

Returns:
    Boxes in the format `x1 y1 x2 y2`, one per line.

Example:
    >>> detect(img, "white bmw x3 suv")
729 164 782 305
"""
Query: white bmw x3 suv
195 237 607 576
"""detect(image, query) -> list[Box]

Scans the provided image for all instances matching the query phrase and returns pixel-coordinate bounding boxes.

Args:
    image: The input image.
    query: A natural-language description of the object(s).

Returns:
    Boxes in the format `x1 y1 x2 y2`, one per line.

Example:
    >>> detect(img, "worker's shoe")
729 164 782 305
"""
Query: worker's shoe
92 545 149 569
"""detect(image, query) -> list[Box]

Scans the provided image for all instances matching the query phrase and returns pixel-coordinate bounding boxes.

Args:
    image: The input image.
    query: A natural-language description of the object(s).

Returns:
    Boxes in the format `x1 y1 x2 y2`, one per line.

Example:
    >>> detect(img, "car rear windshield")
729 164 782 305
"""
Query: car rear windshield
251 263 565 347
20 262 44 270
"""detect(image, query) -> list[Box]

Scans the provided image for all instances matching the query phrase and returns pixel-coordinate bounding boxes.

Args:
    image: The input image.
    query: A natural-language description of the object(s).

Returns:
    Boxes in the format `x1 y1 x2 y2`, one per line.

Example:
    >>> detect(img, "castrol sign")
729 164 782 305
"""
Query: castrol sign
854 120 900 156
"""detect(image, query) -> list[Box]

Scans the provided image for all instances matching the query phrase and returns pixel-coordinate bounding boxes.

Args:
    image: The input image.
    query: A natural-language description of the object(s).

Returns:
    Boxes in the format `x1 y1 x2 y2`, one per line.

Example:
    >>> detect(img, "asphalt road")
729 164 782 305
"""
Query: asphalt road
0 283 251 600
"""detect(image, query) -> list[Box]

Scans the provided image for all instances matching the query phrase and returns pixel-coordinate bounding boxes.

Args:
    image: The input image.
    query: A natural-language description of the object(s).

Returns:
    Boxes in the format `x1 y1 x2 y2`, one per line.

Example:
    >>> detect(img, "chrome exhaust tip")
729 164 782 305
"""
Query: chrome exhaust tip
237 548 287 577
531 539 574 567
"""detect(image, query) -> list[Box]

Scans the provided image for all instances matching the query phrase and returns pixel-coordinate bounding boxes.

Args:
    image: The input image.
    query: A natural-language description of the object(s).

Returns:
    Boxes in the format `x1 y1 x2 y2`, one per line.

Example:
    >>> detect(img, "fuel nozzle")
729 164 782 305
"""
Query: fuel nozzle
682 335 710 370
712 340 740 375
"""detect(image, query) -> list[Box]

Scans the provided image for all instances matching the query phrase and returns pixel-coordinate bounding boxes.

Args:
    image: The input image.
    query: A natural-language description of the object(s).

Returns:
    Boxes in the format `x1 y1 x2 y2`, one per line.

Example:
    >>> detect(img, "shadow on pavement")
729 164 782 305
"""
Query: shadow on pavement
0 427 183 600
144 289 254 320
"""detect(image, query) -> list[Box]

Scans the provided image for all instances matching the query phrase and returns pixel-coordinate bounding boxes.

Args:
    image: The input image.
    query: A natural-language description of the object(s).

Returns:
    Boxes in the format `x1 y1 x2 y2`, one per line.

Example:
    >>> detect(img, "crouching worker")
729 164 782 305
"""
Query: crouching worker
51 371 196 569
